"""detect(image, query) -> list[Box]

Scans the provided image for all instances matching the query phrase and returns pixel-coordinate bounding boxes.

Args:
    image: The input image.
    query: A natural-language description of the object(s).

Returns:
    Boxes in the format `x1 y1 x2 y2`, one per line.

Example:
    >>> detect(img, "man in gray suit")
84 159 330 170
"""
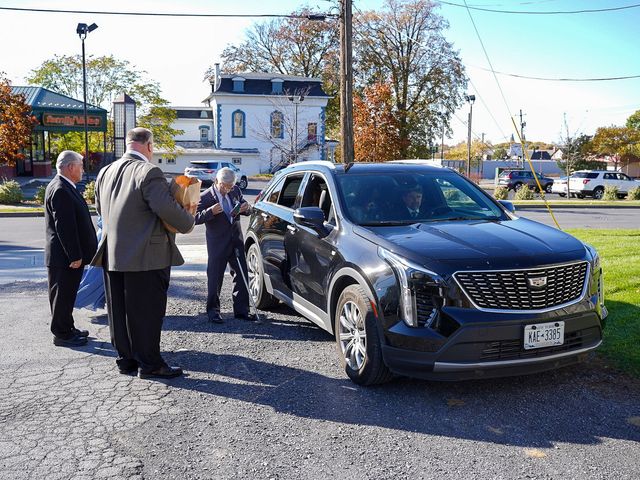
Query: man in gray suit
92 127 195 379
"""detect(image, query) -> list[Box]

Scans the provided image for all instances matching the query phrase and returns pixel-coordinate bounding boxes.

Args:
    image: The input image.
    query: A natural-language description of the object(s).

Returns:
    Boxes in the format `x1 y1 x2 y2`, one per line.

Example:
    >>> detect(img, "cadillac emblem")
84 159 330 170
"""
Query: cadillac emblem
528 276 548 288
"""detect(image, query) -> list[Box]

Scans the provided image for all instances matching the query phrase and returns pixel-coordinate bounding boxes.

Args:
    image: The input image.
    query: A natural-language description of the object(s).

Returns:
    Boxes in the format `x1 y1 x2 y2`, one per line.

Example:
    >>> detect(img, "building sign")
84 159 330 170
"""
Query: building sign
42 112 103 128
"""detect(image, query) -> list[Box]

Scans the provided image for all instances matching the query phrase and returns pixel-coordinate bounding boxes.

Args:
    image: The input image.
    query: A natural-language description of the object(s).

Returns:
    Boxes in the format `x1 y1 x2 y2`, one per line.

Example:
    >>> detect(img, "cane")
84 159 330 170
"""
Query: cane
234 247 262 322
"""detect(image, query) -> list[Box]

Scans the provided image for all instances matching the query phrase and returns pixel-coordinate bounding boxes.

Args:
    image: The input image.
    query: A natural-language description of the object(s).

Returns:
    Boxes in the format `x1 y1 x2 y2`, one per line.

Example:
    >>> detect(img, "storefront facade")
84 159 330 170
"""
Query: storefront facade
9 86 107 177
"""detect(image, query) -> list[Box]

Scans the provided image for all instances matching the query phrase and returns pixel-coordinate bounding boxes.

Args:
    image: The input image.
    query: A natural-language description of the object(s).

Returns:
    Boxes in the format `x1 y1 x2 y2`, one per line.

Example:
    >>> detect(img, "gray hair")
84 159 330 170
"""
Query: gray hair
56 150 83 174
126 127 153 145
216 167 236 185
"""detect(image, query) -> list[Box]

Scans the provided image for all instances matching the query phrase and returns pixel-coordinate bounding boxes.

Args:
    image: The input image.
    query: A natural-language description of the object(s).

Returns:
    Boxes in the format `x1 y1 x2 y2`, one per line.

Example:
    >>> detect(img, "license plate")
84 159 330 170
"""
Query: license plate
524 321 565 350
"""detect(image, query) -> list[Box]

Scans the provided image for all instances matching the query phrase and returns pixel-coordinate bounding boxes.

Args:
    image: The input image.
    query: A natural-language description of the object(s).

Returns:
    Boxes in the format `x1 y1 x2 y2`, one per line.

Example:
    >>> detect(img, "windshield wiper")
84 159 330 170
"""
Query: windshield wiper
359 220 415 226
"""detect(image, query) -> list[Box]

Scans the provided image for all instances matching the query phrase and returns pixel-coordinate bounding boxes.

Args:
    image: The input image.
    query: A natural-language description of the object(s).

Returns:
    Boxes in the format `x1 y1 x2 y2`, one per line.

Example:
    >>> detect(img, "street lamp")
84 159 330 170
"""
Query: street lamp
465 94 476 178
76 22 98 168
288 94 304 163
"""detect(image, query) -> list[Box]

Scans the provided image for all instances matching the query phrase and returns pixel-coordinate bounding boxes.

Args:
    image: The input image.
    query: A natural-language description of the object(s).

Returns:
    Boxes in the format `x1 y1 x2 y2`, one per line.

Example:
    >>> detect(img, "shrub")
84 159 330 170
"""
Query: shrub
602 185 619 201
627 186 640 200
514 185 534 200
0 179 23 204
493 186 508 200
83 180 96 204
34 185 46 205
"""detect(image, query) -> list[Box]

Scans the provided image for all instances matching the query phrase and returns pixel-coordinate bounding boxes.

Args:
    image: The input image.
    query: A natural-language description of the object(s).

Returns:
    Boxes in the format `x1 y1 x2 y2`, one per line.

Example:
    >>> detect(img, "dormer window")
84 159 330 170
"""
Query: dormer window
200 110 208 118
232 77 246 93
271 79 284 94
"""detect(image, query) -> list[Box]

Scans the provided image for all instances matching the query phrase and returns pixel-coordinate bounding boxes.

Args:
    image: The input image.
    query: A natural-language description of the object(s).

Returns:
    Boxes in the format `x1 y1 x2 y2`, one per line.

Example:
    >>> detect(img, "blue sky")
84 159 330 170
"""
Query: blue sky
1 0 638 146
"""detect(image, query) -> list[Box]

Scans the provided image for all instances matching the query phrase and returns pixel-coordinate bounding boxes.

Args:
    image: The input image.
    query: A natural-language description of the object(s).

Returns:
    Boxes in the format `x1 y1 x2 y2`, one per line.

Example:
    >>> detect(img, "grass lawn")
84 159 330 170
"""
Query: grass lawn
567 229 640 377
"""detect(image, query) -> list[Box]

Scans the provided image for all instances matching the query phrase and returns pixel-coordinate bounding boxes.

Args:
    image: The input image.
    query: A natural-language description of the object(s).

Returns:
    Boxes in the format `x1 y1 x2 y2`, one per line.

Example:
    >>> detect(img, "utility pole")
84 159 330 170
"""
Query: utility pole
465 95 475 178
440 113 445 162
339 0 354 163
480 132 485 179
519 109 527 168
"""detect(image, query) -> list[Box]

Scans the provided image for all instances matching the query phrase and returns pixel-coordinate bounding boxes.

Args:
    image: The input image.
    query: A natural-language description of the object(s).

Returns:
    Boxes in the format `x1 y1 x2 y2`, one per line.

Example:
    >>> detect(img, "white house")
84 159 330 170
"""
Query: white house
152 65 332 176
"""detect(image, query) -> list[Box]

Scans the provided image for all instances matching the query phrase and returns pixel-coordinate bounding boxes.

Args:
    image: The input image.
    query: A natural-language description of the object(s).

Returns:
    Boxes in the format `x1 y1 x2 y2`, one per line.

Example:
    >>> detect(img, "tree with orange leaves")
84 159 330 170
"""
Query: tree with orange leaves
0 74 36 167
353 82 406 162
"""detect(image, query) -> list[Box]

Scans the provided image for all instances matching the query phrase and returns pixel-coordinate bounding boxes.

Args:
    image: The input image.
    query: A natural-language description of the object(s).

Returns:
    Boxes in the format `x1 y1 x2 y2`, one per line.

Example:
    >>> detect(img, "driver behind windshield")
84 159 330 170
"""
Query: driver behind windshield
401 184 423 219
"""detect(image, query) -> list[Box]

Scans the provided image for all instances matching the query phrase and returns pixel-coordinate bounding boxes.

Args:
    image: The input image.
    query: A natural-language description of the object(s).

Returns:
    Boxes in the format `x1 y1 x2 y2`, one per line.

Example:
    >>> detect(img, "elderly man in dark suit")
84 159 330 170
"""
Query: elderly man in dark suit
195 167 255 324
92 127 195 379
45 150 97 347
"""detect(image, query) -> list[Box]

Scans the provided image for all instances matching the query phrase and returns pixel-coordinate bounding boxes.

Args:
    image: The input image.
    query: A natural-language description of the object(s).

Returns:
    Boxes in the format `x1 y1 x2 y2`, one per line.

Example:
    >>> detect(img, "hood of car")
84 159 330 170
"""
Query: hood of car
355 217 586 270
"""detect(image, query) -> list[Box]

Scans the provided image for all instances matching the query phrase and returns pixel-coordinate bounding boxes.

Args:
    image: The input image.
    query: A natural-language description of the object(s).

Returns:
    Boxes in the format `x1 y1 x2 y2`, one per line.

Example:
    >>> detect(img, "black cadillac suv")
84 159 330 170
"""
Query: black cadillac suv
244 161 606 385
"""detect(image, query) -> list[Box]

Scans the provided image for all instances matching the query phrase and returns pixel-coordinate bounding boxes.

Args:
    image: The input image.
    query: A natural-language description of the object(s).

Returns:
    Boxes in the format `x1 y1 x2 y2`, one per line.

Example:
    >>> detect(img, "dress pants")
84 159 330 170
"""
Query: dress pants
103 267 171 371
206 241 249 317
48 266 84 338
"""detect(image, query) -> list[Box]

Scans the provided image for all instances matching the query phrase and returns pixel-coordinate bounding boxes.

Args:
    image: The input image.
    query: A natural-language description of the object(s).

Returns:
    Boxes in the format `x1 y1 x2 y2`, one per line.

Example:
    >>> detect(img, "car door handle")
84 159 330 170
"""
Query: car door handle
287 225 297 234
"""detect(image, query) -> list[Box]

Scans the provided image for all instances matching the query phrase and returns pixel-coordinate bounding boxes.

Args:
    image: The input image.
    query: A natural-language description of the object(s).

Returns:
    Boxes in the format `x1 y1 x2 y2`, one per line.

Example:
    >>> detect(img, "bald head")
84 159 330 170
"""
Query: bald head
125 127 154 160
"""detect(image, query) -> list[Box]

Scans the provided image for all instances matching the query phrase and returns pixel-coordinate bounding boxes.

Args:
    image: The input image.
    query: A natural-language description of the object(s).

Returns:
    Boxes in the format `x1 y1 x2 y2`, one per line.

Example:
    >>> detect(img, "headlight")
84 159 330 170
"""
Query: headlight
584 243 600 269
378 247 443 328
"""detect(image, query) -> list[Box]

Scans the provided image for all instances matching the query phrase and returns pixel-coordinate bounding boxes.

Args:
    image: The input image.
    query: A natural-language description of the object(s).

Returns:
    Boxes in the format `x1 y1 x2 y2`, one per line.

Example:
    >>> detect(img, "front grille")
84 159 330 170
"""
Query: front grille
454 261 589 311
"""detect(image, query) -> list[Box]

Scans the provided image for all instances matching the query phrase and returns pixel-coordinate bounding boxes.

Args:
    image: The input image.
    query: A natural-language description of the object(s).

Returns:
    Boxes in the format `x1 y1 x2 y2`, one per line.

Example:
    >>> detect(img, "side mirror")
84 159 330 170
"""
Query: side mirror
294 207 330 238
499 200 515 213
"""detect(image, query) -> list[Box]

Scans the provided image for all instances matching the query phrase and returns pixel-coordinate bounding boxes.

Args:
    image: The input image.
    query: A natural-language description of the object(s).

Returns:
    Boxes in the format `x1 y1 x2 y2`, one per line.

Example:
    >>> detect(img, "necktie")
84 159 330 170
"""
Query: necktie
411 210 418 218
222 195 233 222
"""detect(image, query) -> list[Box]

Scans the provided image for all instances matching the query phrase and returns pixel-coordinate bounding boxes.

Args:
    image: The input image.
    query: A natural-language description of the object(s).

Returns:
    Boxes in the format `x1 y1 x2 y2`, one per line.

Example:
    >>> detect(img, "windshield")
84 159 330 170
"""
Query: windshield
336 171 507 226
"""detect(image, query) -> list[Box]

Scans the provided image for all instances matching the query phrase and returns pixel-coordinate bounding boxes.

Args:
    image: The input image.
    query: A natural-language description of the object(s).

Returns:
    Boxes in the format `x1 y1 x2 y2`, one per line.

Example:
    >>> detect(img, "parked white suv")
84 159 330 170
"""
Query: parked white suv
184 161 249 189
568 170 639 199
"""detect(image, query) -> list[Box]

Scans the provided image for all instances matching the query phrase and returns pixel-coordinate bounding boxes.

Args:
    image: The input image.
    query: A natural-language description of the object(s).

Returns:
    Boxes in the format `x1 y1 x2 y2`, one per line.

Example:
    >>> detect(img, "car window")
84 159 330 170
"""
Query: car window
619 173 631 181
301 173 336 225
265 174 304 208
337 171 505 225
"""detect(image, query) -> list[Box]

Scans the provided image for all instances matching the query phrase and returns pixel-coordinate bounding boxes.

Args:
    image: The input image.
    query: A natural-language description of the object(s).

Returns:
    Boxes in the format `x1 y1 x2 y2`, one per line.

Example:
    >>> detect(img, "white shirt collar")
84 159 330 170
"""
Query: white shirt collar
125 149 150 162
59 173 76 187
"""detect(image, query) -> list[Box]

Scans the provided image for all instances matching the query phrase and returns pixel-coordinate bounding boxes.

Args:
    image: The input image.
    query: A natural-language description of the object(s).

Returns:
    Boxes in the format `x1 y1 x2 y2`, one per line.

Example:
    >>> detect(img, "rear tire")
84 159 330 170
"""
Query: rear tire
592 187 604 200
558 193 566 197
246 243 279 309
513 182 523 191
335 285 392 386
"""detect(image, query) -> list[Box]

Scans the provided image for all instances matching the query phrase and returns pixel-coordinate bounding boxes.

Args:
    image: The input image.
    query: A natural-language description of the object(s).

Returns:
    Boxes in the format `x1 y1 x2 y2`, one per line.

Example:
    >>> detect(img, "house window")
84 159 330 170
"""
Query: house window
232 78 245 92
271 111 283 138
199 125 210 141
232 157 242 165
271 79 283 94
232 110 246 138
200 110 208 118
166 158 176 164
307 123 317 143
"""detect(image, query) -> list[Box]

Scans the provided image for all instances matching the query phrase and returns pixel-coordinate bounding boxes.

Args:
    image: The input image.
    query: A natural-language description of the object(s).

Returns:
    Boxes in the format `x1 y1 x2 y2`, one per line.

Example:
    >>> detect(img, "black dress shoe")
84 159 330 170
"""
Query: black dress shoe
73 328 89 337
235 313 260 322
208 312 224 324
53 334 88 347
138 365 183 379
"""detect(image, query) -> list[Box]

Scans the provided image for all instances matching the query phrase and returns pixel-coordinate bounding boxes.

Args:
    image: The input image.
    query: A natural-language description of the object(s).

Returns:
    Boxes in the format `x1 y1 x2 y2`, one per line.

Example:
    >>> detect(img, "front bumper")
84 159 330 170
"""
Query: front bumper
381 310 603 381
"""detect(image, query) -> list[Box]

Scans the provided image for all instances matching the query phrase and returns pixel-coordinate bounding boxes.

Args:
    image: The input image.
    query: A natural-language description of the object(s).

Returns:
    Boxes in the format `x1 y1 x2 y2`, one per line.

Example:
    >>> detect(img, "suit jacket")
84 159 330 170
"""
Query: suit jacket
194 185 248 248
44 175 97 268
91 153 195 271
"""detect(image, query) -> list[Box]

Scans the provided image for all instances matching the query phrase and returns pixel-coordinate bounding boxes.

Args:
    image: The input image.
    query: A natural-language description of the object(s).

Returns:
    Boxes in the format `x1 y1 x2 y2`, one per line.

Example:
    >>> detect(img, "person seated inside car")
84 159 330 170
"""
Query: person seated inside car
401 184 423 220
349 189 382 224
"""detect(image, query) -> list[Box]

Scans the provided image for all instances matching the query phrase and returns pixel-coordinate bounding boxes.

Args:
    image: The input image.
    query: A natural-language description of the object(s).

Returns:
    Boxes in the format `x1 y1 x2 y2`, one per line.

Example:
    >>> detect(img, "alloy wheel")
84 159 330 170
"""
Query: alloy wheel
247 247 261 302
338 300 367 370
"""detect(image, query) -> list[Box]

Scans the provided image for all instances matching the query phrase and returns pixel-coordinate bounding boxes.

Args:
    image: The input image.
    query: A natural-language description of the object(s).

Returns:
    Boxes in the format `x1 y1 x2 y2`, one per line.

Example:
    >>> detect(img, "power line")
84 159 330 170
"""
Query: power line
467 65 640 81
438 1 640 14
0 6 338 19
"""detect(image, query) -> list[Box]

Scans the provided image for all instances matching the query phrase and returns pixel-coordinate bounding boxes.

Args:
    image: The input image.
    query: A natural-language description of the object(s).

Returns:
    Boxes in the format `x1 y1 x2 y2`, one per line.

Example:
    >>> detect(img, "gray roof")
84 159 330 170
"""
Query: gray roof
10 86 106 112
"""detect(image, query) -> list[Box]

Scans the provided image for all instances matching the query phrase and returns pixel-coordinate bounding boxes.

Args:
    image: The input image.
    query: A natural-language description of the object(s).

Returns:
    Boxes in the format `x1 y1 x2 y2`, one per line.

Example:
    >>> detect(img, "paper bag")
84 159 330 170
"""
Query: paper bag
163 175 202 233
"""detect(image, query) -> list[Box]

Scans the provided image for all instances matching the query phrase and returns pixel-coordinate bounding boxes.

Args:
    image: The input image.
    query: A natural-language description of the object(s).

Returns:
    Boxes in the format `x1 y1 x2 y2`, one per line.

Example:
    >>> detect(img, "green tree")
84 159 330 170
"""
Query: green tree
27 55 182 158
212 9 340 134
626 110 640 131
355 0 467 158
492 146 508 159
0 73 36 168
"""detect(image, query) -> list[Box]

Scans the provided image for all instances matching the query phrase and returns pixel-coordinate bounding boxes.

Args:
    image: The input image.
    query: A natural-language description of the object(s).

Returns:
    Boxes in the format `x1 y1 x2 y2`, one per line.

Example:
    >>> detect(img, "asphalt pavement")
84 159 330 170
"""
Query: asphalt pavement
1 181 640 479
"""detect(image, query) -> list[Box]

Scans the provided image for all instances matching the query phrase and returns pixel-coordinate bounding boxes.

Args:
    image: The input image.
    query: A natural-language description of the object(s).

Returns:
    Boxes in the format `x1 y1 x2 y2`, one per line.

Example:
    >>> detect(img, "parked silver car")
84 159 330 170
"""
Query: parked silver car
184 161 249 189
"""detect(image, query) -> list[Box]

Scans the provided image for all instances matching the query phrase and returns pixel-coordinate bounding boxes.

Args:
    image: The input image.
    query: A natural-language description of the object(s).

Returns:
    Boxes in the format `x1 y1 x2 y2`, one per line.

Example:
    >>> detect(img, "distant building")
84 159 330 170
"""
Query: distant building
152 64 332 176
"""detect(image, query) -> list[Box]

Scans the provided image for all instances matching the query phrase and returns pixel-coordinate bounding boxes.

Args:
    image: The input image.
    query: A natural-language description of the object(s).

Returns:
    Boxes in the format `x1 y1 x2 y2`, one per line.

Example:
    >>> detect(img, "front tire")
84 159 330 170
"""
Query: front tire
335 285 392 385
246 243 278 309
545 183 553 193
239 176 248 190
